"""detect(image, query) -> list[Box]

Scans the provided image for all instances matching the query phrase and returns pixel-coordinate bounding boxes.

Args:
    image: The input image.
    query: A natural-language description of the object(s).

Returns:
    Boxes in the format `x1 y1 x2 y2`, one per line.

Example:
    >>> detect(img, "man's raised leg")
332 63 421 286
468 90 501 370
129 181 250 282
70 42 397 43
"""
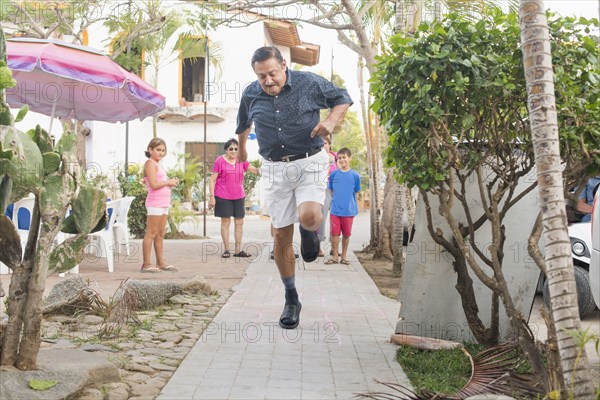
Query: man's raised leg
298 201 323 262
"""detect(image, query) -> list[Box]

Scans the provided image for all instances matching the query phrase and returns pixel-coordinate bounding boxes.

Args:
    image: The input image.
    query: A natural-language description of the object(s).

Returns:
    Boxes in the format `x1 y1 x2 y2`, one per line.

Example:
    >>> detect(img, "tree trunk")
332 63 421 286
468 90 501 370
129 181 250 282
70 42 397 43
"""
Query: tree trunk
379 170 395 260
1 196 40 366
16 230 58 368
519 1 595 397
1 260 32 365
394 0 406 33
391 180 410 275
76 120 86 166
357 61 380 251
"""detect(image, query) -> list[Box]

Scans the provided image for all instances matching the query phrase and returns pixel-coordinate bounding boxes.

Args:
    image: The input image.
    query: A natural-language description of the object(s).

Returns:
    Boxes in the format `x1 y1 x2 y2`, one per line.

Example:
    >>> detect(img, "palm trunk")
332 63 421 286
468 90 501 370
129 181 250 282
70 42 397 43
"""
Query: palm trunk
391 180 406 274
519 1 594 397
152 60 160 138
358 61 380 250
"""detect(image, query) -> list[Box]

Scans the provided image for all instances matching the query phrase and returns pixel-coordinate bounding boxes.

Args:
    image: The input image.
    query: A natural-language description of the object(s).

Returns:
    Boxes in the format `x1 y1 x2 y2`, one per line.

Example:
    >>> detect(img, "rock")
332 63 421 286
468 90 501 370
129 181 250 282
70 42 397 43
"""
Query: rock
126 372 152 383
114 280 182 311
144 376 167 388
81 343 119 353
81 315 105 325
124 362 156 374
128 383 161 397
182 274 214 295
0 349 118 400
147 362 176 372
115 342 137 350
157 333 183 344
77 388 105 400
46 315 76 324
42 275 88 315
169 294 197 305
105 382 130 400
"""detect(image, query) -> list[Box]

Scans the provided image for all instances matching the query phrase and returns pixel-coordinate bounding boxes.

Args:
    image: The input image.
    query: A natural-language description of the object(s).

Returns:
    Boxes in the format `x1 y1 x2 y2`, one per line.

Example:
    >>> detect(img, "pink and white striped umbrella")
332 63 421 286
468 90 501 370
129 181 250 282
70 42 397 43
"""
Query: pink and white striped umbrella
5 37 165 123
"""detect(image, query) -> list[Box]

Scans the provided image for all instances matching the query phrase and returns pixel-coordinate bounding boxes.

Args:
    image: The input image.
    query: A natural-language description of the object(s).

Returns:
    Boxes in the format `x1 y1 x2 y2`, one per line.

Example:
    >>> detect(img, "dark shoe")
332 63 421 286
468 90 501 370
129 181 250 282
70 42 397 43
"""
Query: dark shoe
299 225 320 263
233 251 251 258
279 302 302 329
222 250 231 258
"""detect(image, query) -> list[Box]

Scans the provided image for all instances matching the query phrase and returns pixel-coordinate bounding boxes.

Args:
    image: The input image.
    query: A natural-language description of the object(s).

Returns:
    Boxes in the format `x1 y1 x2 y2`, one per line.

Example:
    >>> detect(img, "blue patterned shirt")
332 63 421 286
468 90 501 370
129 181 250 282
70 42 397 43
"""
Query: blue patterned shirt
236 69 353 160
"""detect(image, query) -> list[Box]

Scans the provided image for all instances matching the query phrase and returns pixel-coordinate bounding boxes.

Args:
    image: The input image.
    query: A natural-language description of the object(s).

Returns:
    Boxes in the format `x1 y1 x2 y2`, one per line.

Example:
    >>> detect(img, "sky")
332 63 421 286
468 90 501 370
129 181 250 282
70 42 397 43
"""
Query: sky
294 0 599 116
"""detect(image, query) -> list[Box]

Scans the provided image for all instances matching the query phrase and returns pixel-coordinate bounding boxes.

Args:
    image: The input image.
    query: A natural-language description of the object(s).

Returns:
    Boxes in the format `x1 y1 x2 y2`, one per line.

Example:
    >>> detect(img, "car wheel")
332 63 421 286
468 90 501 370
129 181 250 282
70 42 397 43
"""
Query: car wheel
542 265 597 318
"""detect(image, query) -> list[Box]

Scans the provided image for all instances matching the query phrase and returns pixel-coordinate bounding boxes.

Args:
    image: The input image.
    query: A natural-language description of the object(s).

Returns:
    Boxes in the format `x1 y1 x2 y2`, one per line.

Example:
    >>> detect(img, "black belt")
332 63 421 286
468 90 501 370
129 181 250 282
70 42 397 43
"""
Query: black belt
267 148 321 162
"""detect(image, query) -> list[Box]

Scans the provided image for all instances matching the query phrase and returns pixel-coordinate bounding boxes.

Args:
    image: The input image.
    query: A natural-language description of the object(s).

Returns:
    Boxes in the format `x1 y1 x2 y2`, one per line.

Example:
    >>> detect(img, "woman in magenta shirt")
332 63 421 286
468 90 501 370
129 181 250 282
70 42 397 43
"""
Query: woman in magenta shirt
209 139 260 258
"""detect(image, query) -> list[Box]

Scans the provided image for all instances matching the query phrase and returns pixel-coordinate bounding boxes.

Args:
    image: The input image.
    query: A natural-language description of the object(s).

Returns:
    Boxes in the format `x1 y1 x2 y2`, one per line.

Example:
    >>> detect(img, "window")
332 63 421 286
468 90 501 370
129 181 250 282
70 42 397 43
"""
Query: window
179 36 208 103
185 142 225 168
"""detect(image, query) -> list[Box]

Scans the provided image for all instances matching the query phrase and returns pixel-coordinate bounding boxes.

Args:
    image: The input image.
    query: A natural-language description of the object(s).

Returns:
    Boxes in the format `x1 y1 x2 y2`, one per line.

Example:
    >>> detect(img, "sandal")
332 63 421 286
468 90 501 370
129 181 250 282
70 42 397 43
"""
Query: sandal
141 266 161 273
340 259 350 265
233 251 251 258
324 258 339 265
222 250 231 258
279 302 302 329
158 265 178 272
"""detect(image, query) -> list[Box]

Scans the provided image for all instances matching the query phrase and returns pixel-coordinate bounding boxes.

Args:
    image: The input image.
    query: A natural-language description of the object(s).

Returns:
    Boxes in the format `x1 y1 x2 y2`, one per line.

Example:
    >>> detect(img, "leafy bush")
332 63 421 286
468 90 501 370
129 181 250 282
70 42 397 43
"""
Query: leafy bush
118 171 147 238
165 201 200 238
167 153 205 205
243 159 261 206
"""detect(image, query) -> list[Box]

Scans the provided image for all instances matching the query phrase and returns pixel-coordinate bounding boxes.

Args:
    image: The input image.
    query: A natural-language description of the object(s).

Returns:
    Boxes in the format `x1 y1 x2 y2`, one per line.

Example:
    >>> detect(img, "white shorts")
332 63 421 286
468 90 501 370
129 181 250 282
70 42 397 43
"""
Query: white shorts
261 149 328 228
147 206 169 216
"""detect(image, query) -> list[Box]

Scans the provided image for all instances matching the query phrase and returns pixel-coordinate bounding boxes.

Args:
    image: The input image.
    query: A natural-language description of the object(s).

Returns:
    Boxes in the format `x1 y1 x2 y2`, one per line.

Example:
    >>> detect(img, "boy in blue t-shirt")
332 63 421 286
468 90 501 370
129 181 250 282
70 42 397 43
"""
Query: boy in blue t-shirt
325 147 361 265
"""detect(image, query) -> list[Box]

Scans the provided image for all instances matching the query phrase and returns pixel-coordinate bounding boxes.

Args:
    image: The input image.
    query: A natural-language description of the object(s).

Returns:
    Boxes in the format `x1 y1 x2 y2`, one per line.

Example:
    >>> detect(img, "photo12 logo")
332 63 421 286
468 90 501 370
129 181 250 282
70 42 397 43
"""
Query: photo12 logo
202 321 340 344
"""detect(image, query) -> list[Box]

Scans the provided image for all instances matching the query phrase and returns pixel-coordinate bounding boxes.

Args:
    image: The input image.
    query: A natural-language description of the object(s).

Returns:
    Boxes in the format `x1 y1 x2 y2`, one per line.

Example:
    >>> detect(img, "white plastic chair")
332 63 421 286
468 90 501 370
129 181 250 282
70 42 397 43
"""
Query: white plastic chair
87 199 121 273
12 195 35 255
0 196 34 275
112 196 135 255
58 207 80 277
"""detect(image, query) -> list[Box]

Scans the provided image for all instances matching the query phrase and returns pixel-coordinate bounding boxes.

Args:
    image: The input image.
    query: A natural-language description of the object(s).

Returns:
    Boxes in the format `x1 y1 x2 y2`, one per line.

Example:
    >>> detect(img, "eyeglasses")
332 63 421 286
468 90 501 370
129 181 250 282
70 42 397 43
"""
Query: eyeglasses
228 147 238 151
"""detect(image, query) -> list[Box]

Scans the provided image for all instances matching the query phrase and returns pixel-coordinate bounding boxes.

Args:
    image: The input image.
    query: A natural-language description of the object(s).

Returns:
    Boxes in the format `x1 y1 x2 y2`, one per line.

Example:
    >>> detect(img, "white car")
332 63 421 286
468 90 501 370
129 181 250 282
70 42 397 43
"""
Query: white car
542 221 597 317
590 189 600 309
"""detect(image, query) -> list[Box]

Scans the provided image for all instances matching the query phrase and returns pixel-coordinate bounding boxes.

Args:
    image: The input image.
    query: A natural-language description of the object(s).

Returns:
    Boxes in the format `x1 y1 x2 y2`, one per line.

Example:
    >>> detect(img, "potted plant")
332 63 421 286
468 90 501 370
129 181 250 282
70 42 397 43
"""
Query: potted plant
168 153 203 211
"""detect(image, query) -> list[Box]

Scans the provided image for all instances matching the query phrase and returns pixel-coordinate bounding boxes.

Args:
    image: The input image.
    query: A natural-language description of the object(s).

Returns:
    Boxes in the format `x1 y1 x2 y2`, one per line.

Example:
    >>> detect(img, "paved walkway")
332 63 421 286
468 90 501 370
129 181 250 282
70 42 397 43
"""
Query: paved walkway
158 214 411 400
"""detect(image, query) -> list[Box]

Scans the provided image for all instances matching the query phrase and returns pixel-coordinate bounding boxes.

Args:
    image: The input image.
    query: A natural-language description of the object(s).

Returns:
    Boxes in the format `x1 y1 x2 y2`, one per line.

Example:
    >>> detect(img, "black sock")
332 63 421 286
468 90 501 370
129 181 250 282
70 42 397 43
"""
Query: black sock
285 288 299 306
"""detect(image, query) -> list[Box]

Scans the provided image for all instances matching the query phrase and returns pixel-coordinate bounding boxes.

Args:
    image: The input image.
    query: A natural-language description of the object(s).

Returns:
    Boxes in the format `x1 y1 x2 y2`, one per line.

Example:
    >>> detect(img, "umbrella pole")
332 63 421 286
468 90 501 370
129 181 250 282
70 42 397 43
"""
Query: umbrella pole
125 122 129 177
203 100 207 237
48 101 57 135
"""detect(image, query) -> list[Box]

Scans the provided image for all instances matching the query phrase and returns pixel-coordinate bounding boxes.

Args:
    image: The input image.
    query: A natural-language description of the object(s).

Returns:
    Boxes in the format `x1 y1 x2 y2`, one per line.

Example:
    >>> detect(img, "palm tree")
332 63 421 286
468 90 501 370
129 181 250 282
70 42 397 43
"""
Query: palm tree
518 0 595 397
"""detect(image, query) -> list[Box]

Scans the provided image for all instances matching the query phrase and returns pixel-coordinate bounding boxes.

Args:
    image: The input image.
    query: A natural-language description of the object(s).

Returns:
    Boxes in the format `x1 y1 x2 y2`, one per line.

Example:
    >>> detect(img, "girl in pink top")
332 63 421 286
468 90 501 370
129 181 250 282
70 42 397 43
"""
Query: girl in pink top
209 138 260 258
142 138 179 273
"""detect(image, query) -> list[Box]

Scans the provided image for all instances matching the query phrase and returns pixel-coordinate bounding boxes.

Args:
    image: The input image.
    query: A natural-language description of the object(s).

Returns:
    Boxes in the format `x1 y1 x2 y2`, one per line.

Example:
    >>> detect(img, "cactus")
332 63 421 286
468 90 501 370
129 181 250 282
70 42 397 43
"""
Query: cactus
0 26 107 370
